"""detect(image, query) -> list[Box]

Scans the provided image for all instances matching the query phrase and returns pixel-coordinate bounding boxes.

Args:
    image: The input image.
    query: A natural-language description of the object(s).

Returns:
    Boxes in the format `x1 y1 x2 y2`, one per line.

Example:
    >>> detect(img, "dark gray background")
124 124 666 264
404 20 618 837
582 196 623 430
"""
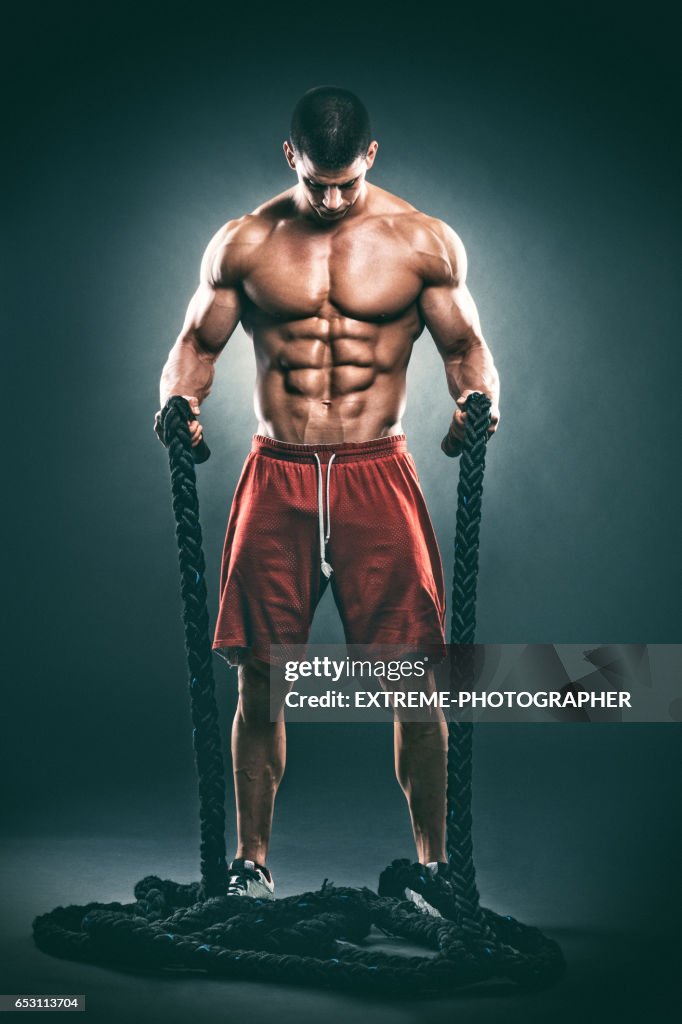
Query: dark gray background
2 1 680 1021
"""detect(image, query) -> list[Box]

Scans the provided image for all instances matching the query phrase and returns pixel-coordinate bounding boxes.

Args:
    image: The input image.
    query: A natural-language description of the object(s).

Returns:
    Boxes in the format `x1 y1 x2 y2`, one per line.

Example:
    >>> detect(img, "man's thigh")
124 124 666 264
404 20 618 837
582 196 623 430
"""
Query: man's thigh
327 452 446 651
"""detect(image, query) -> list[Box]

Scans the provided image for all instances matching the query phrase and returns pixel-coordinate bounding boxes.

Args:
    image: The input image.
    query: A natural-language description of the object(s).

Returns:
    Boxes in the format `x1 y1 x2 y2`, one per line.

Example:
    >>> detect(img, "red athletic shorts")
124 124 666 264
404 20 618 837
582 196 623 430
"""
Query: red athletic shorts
212 434 446 665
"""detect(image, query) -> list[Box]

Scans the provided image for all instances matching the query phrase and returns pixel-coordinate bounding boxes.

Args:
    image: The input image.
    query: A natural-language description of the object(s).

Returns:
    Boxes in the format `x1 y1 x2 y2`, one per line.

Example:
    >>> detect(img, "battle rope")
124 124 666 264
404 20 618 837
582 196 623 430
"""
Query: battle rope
448 394 491 932
32 394 565 995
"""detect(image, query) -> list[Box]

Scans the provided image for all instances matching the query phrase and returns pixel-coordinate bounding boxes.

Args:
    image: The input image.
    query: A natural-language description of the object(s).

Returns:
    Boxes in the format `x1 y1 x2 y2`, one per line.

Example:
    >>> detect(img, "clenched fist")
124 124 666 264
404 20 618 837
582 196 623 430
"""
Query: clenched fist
154 395 204 448
441 390 500 457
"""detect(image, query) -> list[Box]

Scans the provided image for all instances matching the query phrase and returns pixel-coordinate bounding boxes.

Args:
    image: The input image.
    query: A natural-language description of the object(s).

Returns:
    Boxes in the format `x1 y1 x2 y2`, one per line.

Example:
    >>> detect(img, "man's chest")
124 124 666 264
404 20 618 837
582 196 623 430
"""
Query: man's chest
241 227 424 322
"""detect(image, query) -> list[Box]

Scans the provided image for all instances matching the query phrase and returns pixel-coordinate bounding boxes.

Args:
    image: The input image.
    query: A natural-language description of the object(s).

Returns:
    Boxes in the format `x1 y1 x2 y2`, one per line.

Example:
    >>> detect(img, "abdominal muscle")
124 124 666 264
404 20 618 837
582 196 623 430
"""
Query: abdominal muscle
249 314 418 444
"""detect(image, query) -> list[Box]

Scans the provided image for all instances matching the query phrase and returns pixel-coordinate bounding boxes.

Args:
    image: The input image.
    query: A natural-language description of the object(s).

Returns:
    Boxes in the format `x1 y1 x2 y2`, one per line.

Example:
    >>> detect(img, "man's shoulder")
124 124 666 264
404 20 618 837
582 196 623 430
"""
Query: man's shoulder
367 188 464 255
201 199 292 283
209 207 282 250
366 190 465 283
397 211 464 265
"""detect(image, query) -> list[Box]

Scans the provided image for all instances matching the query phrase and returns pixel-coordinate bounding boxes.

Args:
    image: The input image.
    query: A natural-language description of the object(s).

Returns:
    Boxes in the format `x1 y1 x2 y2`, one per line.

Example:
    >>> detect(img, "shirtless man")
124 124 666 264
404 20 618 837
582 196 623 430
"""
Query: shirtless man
157 87 500 902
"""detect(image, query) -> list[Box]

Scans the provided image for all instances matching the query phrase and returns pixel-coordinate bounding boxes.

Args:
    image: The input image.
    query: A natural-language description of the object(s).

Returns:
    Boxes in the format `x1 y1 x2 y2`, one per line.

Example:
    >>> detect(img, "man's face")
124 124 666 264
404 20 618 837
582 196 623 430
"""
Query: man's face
284 141 378 222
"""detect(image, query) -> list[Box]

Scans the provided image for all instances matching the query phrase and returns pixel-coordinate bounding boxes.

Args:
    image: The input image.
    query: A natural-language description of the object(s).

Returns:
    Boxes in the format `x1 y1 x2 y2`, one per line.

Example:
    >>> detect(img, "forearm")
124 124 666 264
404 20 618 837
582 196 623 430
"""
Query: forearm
159 334 217 407
442 336 500 407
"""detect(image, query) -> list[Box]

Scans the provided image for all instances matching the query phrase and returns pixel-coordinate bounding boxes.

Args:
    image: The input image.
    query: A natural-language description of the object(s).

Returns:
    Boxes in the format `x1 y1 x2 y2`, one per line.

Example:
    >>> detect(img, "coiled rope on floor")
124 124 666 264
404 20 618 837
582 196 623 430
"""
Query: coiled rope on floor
32 394 565 995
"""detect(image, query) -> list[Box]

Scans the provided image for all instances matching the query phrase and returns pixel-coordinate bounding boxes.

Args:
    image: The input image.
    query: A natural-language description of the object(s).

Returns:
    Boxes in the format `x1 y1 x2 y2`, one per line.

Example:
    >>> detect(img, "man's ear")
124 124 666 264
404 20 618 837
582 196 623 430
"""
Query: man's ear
365 140 379 170
283 141 297 170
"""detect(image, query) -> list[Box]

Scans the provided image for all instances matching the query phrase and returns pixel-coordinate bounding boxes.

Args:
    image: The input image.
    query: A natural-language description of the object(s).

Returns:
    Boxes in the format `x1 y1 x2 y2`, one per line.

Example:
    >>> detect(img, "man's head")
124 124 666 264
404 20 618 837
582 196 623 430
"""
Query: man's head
284 86 378 222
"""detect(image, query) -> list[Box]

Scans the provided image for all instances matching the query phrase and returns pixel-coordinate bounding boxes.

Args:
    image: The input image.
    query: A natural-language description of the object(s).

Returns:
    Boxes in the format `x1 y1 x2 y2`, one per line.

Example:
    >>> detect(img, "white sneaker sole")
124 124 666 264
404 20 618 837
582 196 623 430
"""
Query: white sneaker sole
404 887 442 918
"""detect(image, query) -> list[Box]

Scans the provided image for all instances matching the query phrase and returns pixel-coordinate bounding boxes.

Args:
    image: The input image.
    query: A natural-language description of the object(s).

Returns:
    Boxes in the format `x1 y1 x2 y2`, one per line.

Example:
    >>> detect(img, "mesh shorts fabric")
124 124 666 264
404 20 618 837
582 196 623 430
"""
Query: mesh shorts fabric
212 434 446 666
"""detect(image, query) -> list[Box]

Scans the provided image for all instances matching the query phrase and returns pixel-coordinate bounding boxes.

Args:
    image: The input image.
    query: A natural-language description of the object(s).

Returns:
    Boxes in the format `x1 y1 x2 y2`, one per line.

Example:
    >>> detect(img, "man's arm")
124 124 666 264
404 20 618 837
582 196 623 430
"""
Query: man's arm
156 222 244 447
417 221 500 455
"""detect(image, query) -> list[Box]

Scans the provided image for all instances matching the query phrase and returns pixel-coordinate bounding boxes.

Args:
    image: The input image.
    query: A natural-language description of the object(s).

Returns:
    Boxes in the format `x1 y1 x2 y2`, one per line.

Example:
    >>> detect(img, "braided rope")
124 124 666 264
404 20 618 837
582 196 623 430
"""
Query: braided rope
447 393 491 935
32 394 565 993
162 398 227 898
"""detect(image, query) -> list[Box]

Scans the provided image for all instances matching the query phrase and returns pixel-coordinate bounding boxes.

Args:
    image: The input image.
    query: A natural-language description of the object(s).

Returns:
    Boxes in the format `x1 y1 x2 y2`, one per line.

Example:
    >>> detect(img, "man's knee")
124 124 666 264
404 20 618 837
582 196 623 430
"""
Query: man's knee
395 717 448 750
236 656 276 723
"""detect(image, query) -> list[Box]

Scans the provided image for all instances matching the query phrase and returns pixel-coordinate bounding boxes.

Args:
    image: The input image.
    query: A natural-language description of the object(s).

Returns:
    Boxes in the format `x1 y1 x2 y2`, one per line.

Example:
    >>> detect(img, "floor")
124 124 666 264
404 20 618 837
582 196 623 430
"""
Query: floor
1 823 677 1024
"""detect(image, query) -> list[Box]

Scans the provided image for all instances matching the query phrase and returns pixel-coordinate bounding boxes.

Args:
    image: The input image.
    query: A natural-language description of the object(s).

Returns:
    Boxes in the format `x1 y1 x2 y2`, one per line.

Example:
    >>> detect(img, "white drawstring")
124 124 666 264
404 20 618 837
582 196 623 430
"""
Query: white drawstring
314 453 336 578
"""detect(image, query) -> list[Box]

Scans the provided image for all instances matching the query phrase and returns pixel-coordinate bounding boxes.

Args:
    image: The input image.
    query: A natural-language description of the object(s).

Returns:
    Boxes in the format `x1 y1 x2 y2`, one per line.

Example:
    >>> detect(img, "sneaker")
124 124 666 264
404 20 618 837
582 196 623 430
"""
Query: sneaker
405 862 448 917
378 858 453 918
226 858 275 899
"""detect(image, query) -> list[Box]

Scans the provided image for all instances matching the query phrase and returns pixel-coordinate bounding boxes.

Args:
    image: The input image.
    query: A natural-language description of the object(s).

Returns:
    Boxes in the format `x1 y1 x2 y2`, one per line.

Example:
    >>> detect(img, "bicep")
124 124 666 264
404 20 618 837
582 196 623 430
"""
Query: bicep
180 279 242 355
418 279 483 357
176 220 247 355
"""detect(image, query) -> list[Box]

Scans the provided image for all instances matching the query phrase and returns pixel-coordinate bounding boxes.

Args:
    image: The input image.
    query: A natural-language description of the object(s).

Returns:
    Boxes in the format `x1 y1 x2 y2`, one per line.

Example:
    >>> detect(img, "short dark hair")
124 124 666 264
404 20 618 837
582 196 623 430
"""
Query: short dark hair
290 87 371 169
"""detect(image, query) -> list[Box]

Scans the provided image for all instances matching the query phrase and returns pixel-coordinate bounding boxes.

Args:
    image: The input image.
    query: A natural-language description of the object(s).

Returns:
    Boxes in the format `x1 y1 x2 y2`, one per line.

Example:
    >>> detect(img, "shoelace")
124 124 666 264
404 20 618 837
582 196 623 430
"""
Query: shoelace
225 866 260 895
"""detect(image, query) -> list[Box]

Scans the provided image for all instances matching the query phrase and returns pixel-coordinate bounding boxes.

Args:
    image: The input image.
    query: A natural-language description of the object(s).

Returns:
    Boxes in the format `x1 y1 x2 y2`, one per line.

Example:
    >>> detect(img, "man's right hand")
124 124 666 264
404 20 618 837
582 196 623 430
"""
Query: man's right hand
154 395 204 448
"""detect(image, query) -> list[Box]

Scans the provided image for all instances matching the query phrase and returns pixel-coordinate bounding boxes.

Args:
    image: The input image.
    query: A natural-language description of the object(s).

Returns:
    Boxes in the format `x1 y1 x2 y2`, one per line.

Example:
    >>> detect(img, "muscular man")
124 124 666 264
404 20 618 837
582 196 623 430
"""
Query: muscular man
157 87 500 902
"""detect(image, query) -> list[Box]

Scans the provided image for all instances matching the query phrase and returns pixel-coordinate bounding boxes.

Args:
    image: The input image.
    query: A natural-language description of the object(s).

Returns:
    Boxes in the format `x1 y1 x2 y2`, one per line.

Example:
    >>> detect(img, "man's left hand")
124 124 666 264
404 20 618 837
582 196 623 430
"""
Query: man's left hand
441 390 500 457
